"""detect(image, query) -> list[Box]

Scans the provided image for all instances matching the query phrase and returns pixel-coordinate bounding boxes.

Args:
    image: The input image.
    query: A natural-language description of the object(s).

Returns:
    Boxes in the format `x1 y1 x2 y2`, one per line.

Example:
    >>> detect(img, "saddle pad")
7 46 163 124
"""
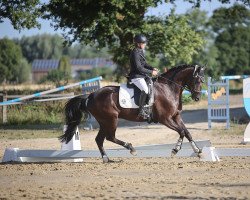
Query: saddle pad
119 84 139 108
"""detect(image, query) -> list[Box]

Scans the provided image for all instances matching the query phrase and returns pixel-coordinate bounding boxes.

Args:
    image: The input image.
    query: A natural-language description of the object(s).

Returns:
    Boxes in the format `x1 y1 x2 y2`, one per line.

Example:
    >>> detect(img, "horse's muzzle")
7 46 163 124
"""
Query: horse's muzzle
194 97 200 101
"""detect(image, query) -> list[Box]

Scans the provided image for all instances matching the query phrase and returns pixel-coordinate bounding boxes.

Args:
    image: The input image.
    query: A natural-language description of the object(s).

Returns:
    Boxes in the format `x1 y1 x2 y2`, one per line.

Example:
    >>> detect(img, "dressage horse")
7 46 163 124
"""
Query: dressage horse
60 64 205 163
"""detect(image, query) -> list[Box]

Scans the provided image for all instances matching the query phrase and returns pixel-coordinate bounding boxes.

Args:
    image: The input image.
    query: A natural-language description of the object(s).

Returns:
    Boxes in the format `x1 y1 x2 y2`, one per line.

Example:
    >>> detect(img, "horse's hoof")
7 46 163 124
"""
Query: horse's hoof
198 152 203 158
130 150 137 156
102 156 109 163
171 149 177 157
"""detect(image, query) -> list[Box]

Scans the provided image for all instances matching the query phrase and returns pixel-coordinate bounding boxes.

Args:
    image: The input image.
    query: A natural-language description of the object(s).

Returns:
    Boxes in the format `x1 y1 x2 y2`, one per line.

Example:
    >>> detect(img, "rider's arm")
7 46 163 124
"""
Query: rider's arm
132 51 153 75
145 63 154 70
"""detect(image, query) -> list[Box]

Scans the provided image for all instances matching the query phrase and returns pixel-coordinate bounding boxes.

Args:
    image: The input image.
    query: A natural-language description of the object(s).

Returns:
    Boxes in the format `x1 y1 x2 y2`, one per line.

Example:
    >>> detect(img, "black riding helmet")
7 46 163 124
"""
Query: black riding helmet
134 34 147 44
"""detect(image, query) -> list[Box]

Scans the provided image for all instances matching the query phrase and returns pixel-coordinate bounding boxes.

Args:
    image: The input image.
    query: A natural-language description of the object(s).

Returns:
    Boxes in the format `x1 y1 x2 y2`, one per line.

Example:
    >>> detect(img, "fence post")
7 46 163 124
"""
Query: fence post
207 77 230 129
226 78 230 129
208 77 211 129
0 94 7 124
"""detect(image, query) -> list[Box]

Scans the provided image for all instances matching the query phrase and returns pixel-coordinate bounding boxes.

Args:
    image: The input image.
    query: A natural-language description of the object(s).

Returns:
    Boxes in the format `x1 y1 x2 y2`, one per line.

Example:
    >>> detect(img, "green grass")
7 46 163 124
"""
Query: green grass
0 129 62 140
210 122 247 136
182 94 207 105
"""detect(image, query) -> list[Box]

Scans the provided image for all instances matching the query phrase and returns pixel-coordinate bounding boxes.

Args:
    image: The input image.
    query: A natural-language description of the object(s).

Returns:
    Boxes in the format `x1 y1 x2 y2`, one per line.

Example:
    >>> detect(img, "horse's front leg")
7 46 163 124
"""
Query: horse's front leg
185 130 202 155
171 131 185 156
161 118 185 156
173 114 202 155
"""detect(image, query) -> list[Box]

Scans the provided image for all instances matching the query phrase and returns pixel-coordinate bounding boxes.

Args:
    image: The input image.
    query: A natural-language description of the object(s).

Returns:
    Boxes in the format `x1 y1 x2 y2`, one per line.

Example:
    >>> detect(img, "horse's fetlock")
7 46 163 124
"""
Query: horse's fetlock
124 142 132 150
190 140 200 153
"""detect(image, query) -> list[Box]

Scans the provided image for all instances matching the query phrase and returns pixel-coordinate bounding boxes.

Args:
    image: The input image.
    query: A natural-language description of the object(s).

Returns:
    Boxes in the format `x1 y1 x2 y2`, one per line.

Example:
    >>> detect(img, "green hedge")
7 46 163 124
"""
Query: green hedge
3 101 65 125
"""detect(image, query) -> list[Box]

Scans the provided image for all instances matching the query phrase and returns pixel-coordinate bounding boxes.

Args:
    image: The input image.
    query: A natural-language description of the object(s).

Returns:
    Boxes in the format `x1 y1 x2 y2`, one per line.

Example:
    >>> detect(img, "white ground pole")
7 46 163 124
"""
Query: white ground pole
243 78 250 143
2 139 250 163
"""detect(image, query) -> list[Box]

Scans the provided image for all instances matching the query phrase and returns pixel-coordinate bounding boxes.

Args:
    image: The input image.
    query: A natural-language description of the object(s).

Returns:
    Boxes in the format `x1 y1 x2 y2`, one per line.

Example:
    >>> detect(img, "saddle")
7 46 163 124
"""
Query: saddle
118 77 154 109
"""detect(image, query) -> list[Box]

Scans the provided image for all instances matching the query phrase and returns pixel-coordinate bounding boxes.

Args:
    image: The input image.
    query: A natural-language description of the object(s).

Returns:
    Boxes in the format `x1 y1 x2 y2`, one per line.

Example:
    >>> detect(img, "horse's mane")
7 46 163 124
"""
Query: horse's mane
160 64 195 77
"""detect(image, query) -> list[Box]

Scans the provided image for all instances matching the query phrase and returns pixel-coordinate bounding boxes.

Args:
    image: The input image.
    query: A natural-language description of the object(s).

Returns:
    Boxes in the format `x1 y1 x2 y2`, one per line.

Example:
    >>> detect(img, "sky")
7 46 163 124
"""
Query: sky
0 0 237 39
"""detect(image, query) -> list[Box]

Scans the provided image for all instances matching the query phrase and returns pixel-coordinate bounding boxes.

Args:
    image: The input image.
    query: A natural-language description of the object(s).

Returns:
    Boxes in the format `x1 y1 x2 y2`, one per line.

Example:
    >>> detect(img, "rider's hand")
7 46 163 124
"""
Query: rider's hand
152 69 158 76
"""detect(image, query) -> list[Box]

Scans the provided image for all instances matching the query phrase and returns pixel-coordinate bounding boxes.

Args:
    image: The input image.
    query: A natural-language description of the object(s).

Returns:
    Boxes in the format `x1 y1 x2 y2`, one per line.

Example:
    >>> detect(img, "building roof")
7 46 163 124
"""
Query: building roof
32 59 59 72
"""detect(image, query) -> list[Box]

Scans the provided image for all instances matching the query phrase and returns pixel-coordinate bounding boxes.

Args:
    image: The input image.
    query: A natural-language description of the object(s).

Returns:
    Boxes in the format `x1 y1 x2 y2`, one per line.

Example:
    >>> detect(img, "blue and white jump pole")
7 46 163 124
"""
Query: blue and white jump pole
0 76 102 106
221 75 249 80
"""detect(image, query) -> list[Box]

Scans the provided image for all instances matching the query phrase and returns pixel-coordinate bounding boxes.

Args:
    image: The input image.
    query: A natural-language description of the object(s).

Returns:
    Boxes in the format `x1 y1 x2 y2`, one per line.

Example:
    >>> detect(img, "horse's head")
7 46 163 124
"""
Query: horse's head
186 65 205 101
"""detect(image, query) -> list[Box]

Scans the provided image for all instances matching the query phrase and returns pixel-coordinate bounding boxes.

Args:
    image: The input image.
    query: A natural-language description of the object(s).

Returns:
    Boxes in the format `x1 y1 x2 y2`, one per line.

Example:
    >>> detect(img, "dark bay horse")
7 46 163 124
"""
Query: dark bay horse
60 64 205 163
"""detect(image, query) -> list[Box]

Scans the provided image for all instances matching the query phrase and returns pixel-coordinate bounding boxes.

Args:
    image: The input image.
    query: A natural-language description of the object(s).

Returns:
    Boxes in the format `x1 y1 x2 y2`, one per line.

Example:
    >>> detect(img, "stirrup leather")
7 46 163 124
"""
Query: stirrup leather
138 107 149 119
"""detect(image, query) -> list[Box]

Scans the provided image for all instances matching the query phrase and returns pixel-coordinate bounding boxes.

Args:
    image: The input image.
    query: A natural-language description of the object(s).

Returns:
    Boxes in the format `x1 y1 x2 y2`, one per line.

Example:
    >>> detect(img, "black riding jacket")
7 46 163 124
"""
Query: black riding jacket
129 48 153 79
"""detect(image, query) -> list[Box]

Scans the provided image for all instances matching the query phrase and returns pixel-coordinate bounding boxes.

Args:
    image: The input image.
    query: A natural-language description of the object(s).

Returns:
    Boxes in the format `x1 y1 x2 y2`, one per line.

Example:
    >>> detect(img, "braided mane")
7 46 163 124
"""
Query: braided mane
161 64 195 76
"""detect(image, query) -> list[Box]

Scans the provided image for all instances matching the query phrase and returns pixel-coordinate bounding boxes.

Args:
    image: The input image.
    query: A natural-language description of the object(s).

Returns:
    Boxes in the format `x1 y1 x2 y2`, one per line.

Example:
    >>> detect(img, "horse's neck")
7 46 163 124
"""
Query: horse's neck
173 68 192 85
160 67 193 86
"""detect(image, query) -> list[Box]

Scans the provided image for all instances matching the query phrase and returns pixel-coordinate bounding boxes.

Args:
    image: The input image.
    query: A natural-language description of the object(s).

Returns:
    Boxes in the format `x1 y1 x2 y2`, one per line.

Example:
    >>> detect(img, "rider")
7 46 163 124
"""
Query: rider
129 34 159 119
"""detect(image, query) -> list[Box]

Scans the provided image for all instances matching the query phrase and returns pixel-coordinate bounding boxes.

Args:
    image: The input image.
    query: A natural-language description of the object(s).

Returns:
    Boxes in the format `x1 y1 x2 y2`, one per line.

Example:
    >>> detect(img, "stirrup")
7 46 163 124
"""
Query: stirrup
137 109 149 120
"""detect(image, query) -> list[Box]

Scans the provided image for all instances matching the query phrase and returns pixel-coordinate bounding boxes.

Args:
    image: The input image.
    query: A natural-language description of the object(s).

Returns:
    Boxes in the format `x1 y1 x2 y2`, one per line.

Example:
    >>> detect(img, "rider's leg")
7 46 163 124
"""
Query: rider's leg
131 78 149 94
131 78 149 119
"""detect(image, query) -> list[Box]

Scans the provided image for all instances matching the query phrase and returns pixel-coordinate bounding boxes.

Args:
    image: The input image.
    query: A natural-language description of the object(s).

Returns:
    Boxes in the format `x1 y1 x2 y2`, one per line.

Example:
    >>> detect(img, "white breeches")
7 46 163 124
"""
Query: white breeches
131 78 149 94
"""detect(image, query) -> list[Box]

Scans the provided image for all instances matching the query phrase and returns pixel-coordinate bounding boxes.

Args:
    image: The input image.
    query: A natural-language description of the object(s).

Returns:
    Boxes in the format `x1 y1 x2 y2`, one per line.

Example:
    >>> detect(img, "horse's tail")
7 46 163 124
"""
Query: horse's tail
59 94 90 144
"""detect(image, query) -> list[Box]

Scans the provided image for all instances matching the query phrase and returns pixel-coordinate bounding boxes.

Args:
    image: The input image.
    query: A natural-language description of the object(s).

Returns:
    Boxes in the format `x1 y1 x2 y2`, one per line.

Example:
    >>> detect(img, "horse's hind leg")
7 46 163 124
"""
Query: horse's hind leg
104 122 137 156
97 120 136 163
95 129 109 163
106 136 137 156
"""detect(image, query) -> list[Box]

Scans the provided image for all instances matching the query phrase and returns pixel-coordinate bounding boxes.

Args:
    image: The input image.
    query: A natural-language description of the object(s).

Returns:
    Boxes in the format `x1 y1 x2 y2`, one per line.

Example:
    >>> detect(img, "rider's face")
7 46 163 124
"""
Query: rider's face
138 43 146 50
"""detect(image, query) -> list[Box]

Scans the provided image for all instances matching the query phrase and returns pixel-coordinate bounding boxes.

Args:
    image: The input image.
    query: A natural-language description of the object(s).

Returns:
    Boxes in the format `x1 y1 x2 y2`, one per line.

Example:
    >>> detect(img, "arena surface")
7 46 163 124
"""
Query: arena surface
0 95 250 199
1 122 250 200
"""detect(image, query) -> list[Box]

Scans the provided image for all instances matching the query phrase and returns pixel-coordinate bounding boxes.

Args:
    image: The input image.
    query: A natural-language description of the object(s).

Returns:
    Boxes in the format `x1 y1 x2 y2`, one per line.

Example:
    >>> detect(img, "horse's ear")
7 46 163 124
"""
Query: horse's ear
193 65 201 77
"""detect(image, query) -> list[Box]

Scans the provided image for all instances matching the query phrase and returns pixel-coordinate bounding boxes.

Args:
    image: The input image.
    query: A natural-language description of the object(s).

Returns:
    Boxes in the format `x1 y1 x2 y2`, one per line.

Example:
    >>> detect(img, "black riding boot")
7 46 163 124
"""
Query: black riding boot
138 91 149 119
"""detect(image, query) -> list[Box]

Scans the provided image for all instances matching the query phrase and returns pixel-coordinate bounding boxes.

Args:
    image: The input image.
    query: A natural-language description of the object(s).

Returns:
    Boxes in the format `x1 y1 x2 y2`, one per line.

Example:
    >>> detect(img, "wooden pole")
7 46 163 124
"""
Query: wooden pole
2 95 7 123
0 94 7 123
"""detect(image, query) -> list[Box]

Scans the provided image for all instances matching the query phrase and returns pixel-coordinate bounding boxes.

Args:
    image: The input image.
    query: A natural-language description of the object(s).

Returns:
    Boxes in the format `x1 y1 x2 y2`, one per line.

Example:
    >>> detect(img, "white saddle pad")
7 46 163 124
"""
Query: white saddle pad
119 84 153 109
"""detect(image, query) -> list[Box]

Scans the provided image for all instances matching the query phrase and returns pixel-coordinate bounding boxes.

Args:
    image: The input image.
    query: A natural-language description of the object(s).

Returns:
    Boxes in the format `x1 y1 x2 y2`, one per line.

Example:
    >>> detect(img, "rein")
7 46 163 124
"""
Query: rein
156 74 203 94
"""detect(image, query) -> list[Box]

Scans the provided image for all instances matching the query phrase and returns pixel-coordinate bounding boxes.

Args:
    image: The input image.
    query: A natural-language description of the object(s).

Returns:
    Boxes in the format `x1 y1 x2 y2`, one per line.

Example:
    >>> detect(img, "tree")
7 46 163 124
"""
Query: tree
0 0 41 30
58 56 71 75
46 69 66 87
1 0 248 31
209 5 250 75
2 0 249 79
15 34 112 63
46 1 205 79
45 56 71 86
79 67 114 81
18 58 31 83
146 13 204 66
186 9 220 77
0 38 30 83
58 55 71 83
15 34 64 62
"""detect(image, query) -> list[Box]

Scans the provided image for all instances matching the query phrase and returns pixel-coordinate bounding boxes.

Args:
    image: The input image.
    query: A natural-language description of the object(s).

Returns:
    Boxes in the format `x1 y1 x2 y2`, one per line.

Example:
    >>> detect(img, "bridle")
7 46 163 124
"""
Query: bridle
155 68 205 94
